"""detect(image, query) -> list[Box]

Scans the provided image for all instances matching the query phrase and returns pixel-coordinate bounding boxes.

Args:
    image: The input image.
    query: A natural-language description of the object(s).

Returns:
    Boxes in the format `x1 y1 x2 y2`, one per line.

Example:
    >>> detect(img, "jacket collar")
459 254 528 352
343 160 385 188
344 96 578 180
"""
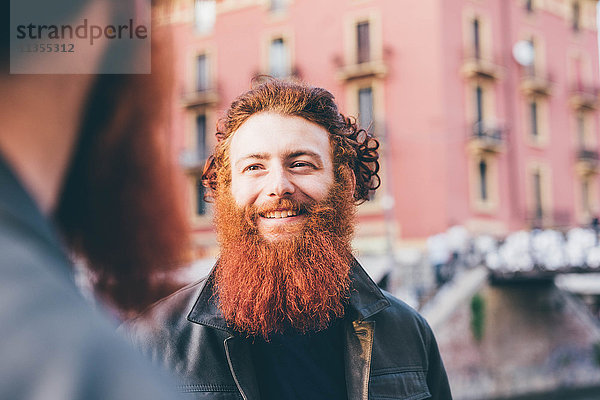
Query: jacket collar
0 155 68 251
187 258 391 333
346 258 392 320
0 155 57 243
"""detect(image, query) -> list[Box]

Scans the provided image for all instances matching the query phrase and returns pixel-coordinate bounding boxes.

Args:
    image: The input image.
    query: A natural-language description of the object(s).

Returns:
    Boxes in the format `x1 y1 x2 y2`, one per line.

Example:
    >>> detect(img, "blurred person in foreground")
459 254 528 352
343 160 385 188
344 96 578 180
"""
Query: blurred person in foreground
125 79 452 400
0 0 191 398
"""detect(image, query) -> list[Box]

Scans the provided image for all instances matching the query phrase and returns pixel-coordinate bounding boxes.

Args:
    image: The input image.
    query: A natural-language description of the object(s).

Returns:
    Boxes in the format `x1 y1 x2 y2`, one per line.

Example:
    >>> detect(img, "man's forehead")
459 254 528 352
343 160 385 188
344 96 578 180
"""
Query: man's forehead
228 112 334 160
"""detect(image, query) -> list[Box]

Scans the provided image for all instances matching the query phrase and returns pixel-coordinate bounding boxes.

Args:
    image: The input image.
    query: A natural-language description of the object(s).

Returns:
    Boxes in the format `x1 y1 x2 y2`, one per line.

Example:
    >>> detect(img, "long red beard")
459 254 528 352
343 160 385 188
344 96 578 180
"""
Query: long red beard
214 177 355 339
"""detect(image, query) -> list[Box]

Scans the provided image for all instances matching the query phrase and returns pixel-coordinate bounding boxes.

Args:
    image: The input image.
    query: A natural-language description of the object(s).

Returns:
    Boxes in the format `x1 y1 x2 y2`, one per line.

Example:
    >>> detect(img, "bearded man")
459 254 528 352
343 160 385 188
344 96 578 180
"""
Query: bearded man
125 79 452 400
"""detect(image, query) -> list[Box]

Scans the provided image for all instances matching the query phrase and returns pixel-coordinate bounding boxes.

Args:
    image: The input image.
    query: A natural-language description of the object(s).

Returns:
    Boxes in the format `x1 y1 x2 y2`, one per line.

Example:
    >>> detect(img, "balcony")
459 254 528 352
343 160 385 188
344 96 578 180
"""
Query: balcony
253 65 303 82
182 88 219 109
467 121 504 153
525 209 572 230
519 70 552 97
575 148 599 176
336 59 387 82
461 54 501 81
178 148 207 174
569 84 598 110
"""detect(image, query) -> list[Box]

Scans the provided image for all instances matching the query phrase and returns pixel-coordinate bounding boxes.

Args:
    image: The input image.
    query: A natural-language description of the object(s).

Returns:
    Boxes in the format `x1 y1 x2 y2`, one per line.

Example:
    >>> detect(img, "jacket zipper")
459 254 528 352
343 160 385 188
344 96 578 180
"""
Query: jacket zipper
224 337 248 400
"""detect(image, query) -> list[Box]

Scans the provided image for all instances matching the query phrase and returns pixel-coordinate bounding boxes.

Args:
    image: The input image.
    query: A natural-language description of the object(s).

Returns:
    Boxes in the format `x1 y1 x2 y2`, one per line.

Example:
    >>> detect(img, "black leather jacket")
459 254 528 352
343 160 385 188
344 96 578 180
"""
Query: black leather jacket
125 261 452 400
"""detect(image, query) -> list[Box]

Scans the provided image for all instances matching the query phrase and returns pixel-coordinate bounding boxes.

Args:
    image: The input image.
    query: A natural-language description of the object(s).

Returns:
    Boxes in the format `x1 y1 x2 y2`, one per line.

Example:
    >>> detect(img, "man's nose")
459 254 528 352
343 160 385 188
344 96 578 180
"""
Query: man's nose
268 166 295 198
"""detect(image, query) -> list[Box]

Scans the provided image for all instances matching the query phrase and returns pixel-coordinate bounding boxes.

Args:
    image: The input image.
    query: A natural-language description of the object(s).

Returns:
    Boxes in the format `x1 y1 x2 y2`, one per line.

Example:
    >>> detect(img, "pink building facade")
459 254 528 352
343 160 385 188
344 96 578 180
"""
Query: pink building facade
156 0 600 257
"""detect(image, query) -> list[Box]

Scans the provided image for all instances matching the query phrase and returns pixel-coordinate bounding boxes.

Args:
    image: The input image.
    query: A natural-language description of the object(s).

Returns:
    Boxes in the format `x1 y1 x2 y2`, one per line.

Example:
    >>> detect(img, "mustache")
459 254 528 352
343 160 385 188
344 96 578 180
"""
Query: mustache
243 198 310 226
254 198 307 214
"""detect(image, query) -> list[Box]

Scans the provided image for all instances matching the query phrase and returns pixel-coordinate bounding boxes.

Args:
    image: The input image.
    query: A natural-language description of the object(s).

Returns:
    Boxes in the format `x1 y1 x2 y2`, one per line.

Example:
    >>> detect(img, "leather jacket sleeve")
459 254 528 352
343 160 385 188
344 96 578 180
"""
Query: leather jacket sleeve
426 324 453 400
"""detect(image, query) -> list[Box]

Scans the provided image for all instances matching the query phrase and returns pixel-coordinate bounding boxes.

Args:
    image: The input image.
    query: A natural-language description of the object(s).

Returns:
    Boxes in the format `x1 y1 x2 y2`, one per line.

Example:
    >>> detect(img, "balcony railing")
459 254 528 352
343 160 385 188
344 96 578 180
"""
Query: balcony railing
576 148 599 176
335 59 387 81
569 84 598 110
182 87 219 109
520 70 552 97
461 51 501 80
467 121 504 153
578 149 599 162
525 209 572 230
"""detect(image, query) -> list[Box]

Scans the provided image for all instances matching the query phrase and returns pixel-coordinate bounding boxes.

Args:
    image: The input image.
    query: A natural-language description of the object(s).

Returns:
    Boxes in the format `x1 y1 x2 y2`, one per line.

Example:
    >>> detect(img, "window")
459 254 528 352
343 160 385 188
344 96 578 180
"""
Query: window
576 111 586 147
196 54 209 92
356 21 370 64
358 86 374 133
269 0 286 13
196 113 207 160
527 38 536 76
582 179 591 214
572 1 581 32
478 158 488 201
533 170 543 220
574 57 583 90
269 38 289 78
529 100 539 138
196 178 206 215
472 18 481 59
194 0 216 35
525 0 534 12
470 154 497 212
525 96 548 146
475 85 484 128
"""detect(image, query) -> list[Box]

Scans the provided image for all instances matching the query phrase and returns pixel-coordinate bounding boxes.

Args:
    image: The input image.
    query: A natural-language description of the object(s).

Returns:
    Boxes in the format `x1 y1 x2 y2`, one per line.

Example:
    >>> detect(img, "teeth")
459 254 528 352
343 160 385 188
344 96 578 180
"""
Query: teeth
264 210 298 219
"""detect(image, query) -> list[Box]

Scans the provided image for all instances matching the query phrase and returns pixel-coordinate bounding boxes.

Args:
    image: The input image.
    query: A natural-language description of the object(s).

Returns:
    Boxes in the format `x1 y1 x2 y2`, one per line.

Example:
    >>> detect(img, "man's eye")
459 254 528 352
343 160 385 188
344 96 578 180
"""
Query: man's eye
291 161 313 168
244 165 263 172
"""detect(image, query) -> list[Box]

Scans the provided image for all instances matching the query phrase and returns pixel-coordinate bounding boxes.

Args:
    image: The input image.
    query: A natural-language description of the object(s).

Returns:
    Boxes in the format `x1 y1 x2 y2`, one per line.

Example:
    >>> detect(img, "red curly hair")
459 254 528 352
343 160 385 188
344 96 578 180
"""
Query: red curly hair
203 78 380 202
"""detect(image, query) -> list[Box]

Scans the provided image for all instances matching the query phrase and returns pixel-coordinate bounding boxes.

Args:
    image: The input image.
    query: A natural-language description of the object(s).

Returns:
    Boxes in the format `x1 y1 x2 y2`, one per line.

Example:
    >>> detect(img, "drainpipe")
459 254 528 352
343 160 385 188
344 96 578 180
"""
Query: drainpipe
500 0 522 228
378 119 399 287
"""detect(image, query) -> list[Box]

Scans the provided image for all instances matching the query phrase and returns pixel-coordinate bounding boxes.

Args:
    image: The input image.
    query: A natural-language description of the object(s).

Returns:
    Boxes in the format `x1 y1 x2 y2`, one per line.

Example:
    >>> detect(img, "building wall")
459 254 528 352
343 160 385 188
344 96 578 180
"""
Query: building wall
162 0 600 256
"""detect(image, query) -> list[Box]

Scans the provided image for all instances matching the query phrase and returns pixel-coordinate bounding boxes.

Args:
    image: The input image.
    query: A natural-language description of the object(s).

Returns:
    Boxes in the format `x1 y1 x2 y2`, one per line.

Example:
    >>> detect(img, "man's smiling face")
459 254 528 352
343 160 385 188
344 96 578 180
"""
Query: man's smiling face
229 112 334 242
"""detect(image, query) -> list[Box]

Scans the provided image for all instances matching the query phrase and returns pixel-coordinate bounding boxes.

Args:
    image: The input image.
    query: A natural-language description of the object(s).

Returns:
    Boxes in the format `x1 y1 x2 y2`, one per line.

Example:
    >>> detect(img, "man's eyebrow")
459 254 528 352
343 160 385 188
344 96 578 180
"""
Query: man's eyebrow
283 150 324 162
235 153 270 167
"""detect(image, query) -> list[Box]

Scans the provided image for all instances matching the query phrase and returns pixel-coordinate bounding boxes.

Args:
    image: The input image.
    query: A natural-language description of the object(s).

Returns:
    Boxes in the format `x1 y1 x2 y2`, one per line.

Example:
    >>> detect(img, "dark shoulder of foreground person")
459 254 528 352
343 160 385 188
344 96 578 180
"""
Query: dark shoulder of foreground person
0 212 185 400
373 290 453 400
